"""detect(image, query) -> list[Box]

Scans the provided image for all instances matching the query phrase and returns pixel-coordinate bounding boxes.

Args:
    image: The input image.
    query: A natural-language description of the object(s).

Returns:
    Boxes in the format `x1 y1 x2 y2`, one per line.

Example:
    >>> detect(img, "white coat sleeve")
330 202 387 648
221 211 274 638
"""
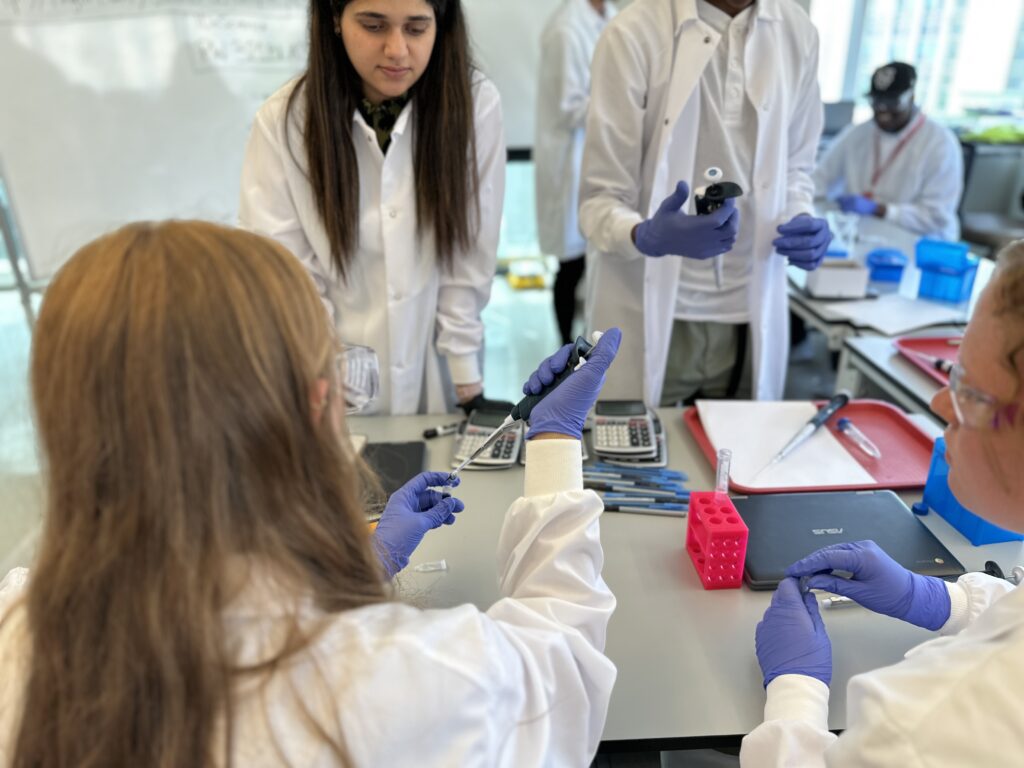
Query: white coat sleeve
885 130 963 240
781 33 825 223
942 571 1016 635
578 24 648 262
436 82 505 385
540 25 591 133
739 675 836 768
239 106 337 323
482 439 617 766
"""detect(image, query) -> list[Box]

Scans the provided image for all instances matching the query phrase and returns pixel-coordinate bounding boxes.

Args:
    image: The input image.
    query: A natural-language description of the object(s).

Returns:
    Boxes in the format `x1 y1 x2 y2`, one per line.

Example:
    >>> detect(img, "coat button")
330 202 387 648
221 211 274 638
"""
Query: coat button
389 209 398 219
704 36 711 43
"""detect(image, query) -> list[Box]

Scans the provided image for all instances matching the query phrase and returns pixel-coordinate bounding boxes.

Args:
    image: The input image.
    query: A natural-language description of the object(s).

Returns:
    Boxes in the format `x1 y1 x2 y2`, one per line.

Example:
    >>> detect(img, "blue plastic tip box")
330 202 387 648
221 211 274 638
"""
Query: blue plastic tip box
915 239 978 303
865 248 907 282
923 437 1024 546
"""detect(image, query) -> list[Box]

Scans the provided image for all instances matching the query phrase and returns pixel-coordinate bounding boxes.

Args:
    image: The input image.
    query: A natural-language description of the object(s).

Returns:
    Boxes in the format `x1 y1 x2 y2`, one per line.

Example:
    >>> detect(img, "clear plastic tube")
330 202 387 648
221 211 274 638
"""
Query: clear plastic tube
715 448 732 494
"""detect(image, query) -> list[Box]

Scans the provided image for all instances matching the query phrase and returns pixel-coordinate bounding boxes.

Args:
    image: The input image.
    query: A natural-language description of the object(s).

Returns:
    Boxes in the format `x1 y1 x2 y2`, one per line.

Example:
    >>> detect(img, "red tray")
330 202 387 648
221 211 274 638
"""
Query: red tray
894 336 961 387
683 400 934 494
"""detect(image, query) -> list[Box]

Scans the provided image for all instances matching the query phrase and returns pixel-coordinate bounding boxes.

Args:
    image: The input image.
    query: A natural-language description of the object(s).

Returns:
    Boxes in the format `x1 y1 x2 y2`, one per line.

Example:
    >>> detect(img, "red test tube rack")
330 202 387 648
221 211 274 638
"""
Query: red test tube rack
685 491 749 590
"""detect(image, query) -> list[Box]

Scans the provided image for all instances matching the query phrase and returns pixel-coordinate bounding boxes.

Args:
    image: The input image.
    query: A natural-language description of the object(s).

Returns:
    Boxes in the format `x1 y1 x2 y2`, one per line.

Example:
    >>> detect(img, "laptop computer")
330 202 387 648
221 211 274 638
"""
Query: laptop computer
736 490 966 590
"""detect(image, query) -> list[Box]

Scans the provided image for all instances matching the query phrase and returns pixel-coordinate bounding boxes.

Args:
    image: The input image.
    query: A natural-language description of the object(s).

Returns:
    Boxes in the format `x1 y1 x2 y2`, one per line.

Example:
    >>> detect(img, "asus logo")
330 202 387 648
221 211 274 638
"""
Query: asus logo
812 528 844 535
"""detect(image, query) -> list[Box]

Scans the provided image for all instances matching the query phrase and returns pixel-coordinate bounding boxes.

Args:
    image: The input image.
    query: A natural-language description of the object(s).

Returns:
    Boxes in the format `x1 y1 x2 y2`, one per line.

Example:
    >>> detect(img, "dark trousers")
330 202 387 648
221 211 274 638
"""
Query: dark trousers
553 254 586 344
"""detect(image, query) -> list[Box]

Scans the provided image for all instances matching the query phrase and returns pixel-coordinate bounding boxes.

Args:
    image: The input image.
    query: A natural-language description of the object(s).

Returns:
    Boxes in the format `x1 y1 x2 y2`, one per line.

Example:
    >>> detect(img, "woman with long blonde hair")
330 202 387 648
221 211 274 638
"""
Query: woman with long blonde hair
0 221 621 766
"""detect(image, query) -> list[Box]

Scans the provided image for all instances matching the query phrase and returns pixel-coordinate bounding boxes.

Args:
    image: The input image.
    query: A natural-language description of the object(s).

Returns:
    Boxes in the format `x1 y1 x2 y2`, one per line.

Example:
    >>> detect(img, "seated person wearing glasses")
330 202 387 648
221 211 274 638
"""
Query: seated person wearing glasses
741 241 1024 766
813 61 963 241
0 221 622 766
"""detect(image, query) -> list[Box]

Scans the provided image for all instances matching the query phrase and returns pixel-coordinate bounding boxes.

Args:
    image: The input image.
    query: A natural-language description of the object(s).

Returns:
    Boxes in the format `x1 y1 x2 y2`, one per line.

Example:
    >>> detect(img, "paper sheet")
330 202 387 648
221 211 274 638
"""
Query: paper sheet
696 401 875 490
825 294 966 336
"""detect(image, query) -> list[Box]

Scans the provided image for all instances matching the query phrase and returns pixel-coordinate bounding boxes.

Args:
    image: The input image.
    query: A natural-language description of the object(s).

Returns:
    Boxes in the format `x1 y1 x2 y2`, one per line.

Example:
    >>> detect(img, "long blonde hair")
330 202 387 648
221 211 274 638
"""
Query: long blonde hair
13 221 386 767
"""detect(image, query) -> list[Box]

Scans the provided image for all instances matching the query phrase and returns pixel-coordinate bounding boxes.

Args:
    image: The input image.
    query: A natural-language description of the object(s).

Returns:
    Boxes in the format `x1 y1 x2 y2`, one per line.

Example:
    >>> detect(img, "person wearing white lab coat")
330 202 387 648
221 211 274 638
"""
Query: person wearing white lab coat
814 61 964 242
535 0 615 344
0 219 623 767
580 0 830 406
742 242 1024 766
240 0 505 415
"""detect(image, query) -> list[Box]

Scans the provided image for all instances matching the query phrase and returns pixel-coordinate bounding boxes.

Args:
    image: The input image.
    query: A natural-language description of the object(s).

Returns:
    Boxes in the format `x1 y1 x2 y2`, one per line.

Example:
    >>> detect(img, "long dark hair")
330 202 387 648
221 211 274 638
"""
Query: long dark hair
289 0 478 281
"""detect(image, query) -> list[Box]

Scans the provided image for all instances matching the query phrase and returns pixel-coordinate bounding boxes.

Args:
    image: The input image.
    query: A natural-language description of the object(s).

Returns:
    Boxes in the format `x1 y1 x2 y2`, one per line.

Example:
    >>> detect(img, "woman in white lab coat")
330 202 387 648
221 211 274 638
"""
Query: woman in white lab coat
579 0 824 404
0 221 620 767
742 242 1024 766
240 0 505 415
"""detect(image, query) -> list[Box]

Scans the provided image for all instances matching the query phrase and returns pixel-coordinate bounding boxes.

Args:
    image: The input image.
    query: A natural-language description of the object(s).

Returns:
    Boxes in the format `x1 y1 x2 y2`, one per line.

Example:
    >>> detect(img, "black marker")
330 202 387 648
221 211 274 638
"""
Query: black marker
423 421 462 439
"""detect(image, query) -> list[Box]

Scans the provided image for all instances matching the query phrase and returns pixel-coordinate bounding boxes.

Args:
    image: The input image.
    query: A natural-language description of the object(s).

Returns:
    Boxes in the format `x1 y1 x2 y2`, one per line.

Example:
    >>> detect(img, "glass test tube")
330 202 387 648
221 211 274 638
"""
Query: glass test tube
715 448 732 495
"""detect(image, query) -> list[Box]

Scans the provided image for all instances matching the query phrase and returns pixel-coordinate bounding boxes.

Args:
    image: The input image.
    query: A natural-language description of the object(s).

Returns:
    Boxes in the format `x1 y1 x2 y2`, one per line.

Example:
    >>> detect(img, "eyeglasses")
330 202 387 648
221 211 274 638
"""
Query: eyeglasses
335 344 380 415
948 362 1020 430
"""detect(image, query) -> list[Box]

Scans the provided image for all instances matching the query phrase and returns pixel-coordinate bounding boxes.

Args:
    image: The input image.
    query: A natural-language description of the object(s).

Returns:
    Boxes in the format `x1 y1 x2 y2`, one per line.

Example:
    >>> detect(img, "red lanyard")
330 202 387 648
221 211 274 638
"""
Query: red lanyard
868 112 926 196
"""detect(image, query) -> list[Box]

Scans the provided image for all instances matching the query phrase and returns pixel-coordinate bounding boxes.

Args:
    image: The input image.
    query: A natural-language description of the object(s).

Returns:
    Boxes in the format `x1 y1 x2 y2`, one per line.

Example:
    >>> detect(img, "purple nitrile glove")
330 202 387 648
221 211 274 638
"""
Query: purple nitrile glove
786 540 951 631
635 181 740 259
755 577 833 688
837 193 879 216
522 327 622 439
372 471 465 578
773 213 832 271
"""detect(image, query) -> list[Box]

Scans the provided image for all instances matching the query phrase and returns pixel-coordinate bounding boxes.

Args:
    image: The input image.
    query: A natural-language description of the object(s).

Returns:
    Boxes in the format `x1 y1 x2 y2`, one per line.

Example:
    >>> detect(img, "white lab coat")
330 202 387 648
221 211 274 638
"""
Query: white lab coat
239 77 505 415
579 0 822 404
740 572 1021 766
0 440 617 767
534 0 614 260
814 115 963 241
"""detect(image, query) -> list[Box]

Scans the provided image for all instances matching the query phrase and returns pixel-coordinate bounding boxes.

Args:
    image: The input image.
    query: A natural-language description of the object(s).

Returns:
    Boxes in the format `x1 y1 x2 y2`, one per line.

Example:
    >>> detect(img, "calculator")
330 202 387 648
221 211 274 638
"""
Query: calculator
592 400 657 457
451 409 522 470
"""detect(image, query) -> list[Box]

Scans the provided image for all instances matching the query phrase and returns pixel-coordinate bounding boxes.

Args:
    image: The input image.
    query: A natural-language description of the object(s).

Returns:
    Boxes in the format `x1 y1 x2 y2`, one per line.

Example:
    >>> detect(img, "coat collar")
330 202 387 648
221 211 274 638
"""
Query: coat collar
673 0 782 32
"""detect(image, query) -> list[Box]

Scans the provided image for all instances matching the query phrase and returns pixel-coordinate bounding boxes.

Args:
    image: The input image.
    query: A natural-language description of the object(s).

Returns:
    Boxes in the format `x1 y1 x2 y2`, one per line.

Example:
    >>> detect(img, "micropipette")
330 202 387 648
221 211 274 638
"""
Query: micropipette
694 166 743 291
445 332 600 484
751 390 852 480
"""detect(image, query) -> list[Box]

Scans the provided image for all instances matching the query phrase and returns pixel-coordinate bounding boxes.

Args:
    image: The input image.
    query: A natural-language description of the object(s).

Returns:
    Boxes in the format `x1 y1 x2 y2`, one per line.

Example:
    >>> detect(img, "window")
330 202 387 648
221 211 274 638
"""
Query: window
810 0 1024 121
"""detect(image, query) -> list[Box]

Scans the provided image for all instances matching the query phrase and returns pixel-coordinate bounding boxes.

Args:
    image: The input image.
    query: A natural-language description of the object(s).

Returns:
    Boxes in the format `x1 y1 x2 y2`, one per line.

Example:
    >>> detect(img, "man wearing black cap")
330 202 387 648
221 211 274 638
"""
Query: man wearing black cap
813 61 963 241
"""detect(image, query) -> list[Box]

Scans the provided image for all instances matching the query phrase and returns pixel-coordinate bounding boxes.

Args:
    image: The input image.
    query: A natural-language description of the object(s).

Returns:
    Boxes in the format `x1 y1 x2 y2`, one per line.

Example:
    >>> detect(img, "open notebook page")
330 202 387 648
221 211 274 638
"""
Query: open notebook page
696 401 875 489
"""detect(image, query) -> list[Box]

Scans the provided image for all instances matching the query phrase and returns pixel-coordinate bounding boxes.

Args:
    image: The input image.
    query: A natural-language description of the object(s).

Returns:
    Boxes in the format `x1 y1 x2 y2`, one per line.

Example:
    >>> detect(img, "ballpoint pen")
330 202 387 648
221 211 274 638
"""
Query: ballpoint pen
836 417 882 459
752 390 852 478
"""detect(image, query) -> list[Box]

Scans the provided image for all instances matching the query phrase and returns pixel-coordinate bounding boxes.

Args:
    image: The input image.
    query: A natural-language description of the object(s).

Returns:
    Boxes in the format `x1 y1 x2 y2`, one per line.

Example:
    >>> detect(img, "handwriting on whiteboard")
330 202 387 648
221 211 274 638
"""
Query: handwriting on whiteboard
187 14 306 70
0 0 306 23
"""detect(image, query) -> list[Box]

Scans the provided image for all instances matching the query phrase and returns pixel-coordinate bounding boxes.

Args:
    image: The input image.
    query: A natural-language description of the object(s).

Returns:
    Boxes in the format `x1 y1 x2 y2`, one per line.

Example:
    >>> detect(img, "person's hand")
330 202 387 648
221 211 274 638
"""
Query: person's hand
773 214 832 271
523 328 622 439
755 577 832 688
455 382 483 405
837 193 878 217
458 393 515 416
634 181 740 259
371 472 465 578
786 540 951 630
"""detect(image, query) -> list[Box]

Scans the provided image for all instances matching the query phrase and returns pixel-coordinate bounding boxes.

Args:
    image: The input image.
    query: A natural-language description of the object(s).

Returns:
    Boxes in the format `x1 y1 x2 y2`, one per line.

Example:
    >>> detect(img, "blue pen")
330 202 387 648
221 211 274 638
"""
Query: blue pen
591 463 687 481
604 491 690 501
583 476 686 492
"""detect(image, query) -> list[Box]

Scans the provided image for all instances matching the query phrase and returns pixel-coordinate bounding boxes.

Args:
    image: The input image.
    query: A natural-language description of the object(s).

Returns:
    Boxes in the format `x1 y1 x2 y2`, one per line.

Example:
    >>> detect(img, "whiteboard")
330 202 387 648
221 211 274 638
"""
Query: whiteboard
0 0 600 280
0 0 309 279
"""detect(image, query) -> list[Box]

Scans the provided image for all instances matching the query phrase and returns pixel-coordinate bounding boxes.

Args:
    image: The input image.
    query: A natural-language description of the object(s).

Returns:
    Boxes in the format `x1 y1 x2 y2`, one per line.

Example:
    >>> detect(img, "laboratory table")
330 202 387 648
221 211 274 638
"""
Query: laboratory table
349 409 1024 751
836 336 947 426
788 217 992 351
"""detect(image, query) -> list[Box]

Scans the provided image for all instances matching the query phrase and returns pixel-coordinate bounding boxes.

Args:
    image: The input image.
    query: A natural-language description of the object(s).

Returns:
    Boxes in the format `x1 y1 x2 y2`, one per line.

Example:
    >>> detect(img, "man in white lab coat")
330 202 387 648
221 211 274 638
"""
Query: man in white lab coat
580 0 830 406
814 61 964 242
535 0 615 344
